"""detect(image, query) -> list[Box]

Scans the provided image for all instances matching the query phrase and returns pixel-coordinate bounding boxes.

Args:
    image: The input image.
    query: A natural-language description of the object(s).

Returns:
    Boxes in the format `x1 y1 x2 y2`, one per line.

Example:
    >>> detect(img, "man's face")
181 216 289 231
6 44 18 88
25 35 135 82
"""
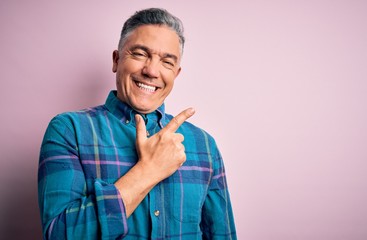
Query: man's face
112 25 182 114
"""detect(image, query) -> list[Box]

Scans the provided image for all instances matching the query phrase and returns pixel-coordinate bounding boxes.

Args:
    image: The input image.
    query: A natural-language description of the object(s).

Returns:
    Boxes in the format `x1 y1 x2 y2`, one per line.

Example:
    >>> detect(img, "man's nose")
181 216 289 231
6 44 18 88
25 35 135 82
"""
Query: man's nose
142 59 160 78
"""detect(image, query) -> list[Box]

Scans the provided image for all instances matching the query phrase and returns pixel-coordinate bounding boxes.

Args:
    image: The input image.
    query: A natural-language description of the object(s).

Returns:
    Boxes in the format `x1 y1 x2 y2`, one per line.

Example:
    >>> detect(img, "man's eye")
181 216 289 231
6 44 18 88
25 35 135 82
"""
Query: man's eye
132 51 146 57
163 60 174 67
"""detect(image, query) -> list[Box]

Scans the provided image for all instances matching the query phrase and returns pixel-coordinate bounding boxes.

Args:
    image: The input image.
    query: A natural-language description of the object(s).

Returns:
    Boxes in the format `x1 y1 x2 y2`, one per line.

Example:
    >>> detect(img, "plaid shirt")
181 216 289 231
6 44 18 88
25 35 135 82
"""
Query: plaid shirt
38 91 236 239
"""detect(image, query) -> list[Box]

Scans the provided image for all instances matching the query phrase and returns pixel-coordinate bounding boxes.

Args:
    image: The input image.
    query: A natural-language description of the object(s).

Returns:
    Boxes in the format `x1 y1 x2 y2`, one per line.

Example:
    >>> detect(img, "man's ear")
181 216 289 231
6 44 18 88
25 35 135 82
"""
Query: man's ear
112 50 119 73
175 67 182 78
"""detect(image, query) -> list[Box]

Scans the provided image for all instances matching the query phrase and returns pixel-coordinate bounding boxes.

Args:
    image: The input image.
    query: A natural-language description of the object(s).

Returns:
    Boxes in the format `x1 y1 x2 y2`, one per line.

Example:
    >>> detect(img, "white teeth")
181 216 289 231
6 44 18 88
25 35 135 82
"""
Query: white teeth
137 82 156 92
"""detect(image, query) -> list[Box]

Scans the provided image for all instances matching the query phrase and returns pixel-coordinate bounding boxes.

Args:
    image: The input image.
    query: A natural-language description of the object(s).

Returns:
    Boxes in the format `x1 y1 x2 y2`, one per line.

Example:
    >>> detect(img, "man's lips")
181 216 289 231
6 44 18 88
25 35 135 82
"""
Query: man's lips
135 81 157 92
132 76 160 93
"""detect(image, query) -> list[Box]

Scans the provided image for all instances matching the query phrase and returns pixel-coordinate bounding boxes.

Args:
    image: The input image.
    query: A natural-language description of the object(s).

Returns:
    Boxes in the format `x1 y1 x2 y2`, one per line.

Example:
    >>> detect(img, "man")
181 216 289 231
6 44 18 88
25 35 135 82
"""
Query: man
38 8 236 239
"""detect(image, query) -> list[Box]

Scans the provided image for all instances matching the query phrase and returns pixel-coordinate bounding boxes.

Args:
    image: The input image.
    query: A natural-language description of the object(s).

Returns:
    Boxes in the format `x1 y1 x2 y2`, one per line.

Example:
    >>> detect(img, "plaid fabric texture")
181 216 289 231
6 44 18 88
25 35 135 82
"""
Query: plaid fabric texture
38 91 236 239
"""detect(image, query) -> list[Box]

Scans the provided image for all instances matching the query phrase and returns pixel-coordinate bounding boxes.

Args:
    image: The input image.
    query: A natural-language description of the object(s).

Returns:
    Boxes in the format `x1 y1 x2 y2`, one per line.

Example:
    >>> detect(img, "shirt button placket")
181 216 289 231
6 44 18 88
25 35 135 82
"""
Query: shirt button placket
149 184 163 239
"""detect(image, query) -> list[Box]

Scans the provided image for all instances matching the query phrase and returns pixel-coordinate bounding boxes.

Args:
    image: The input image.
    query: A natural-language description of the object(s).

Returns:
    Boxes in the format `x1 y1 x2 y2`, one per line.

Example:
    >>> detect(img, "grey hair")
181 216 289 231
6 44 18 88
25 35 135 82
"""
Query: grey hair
118 8 185 54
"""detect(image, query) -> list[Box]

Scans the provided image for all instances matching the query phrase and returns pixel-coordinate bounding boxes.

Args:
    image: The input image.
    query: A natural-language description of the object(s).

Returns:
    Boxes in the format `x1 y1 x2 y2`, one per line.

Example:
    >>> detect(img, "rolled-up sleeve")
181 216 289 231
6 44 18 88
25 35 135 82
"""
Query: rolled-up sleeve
38 116 128 240
200 141 237 239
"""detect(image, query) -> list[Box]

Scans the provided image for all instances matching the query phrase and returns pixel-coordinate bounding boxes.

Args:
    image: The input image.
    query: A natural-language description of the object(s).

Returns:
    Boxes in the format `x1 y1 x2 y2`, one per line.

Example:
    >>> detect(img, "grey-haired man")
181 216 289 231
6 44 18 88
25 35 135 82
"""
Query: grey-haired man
39 8 237 239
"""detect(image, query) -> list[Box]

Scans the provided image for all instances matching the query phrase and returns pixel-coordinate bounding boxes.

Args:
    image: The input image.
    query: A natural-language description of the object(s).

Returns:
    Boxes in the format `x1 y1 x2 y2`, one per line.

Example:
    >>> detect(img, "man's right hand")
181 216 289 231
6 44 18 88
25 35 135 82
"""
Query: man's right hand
135 107 195 182
114 108 195 217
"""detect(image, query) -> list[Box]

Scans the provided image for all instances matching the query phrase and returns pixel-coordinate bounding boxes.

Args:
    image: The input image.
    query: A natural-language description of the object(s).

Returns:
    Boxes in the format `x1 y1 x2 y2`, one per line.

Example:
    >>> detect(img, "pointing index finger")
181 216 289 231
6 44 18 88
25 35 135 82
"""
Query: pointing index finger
164 108 195 132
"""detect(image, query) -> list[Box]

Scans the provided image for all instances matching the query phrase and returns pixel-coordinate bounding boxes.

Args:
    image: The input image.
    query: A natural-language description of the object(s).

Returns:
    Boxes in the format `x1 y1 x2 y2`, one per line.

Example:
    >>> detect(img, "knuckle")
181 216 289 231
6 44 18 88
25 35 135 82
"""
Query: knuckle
173 116 180 126
175 142 182 149
174 133 184 142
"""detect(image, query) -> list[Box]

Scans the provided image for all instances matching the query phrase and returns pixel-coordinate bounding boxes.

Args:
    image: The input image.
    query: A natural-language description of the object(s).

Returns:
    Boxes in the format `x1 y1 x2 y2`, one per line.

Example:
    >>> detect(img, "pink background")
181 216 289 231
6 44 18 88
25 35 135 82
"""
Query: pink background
1 1 367 239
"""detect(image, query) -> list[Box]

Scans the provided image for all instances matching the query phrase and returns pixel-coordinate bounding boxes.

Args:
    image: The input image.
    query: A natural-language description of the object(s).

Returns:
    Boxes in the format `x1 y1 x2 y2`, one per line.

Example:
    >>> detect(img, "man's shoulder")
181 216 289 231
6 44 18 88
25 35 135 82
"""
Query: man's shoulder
49 104 107 126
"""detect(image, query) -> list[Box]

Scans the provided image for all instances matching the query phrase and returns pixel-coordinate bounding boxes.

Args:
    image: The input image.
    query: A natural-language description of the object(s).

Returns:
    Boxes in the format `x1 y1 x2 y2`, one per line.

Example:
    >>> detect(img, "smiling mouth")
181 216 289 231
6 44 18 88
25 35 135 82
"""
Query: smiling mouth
134 80 159 93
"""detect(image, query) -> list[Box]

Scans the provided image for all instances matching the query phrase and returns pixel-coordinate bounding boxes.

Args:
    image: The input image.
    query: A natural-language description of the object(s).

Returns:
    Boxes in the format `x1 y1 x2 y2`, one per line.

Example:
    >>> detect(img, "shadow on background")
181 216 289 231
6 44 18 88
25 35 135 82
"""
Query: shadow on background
1 153 42 239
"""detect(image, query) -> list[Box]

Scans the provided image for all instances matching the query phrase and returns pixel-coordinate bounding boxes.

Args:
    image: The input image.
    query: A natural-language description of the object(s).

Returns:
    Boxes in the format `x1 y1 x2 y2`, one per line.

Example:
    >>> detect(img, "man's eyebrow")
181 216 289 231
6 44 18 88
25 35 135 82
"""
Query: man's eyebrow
129 44 150 53
129 44 178 63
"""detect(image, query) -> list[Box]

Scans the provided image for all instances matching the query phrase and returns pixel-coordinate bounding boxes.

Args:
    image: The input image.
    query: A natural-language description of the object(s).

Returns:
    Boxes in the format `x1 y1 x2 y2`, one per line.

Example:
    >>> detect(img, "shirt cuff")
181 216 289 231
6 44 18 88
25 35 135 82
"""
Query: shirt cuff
94 179 128 239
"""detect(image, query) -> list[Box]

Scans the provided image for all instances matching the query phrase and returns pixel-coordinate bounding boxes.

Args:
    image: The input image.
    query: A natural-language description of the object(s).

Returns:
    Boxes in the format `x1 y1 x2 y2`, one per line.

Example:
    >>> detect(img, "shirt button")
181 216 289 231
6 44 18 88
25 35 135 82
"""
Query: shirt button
154 210 160 217
125 120 129 124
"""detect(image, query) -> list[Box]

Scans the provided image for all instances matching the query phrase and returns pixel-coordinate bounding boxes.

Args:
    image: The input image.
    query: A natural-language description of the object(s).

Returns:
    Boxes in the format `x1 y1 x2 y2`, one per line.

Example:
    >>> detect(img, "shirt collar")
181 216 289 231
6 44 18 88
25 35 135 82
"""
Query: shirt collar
105 90 166 128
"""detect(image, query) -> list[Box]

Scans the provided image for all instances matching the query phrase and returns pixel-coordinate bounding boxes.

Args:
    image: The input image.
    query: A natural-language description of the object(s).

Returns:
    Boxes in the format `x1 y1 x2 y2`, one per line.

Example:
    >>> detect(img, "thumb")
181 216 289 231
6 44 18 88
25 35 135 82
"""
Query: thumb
135 114 147 144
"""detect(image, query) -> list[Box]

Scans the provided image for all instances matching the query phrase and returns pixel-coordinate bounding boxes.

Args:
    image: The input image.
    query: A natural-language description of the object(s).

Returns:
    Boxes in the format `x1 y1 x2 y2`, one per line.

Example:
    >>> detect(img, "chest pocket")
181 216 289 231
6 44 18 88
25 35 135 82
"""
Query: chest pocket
171 169 208 223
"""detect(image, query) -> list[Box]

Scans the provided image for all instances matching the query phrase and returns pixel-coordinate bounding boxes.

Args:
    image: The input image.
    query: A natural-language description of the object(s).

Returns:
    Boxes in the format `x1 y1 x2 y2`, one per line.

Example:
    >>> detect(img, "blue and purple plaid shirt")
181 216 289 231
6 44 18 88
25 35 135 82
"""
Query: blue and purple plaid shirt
38 91 236 239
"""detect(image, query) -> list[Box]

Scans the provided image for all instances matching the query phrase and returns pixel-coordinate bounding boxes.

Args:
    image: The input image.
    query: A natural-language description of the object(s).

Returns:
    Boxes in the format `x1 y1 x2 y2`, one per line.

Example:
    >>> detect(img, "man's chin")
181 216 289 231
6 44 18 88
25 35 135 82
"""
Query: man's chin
131 104 158 114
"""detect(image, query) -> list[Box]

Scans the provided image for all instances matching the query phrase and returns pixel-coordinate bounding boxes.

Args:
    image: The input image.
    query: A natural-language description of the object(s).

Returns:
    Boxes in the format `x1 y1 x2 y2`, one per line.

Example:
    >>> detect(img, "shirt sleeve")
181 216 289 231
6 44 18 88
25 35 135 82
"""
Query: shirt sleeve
200 141 237 239
38 116 128 239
